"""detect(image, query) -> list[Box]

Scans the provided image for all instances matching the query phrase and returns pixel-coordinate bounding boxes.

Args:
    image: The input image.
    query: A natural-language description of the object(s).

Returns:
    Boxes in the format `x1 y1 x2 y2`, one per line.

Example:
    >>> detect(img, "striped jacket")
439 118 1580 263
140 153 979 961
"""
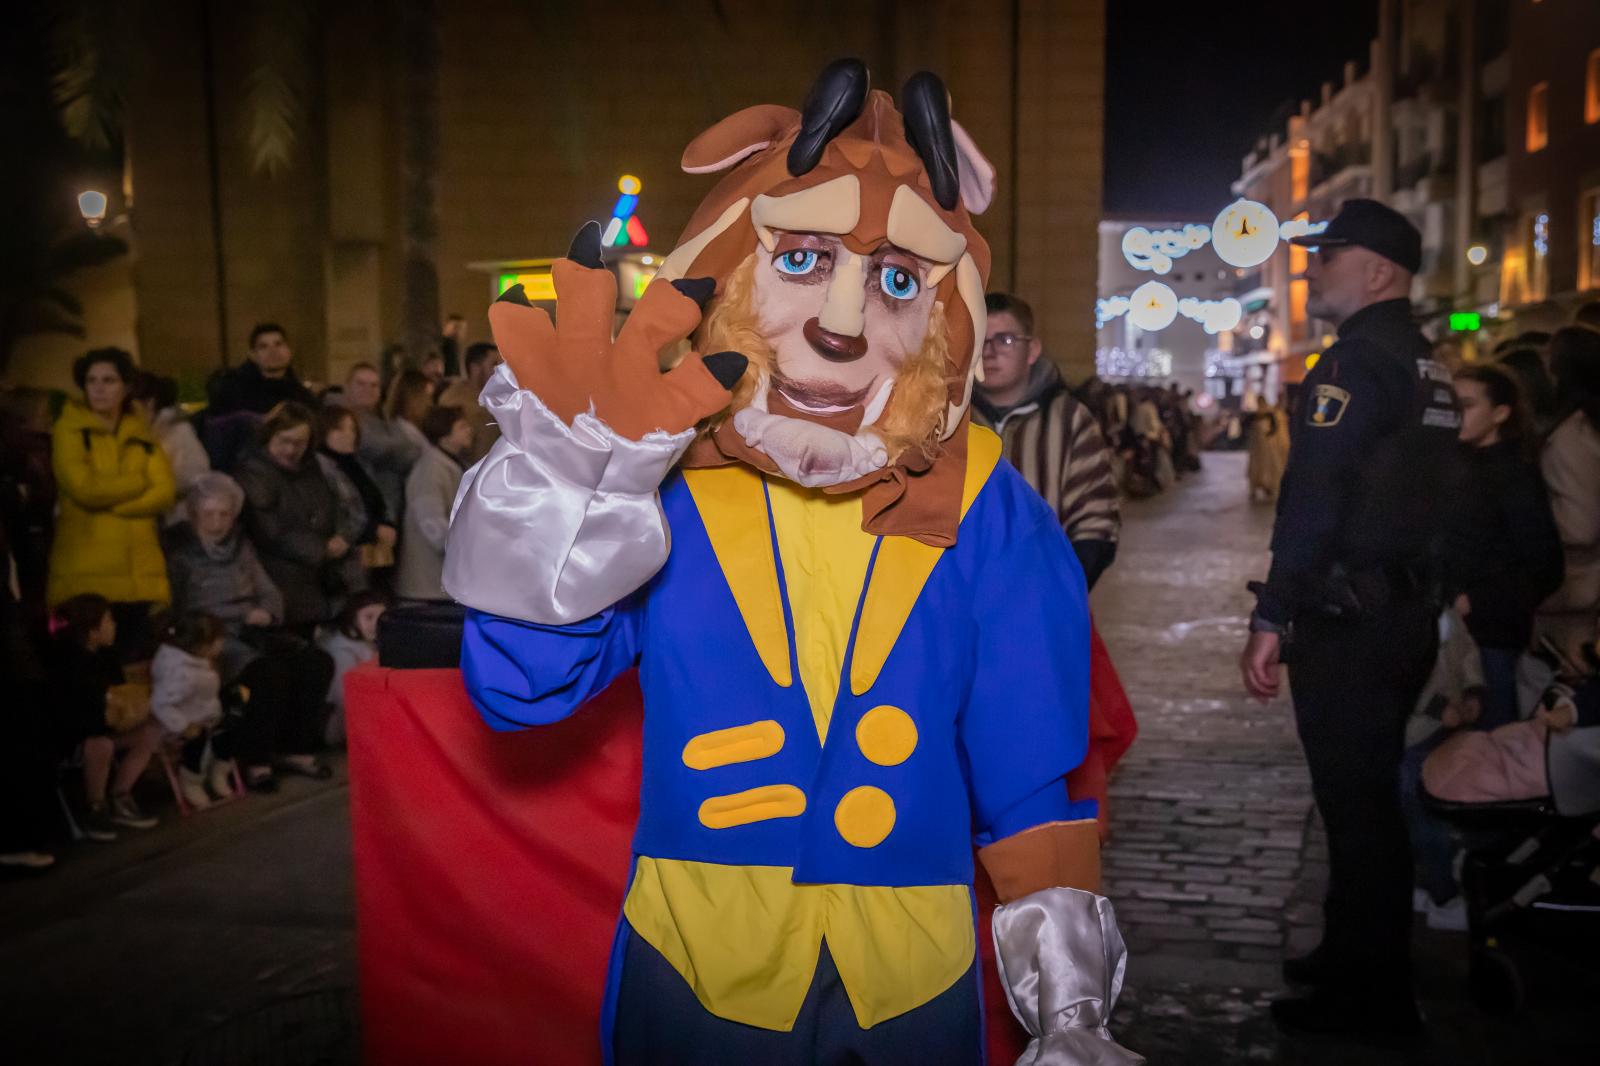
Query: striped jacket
973 376 1121 545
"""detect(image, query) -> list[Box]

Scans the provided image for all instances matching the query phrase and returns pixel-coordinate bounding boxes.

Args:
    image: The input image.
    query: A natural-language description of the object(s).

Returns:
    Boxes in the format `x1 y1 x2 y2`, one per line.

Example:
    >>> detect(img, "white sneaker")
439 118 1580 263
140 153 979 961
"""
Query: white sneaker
0 851 55 870
1413 887 1430 914
207 758 236 800
177 769 212 811
1425 894 1469 932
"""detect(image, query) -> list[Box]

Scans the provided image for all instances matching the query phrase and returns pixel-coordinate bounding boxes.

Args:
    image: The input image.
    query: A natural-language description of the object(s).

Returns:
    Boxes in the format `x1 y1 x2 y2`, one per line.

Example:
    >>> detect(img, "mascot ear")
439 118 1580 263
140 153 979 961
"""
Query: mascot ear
951 120 996 215
682 104 797 174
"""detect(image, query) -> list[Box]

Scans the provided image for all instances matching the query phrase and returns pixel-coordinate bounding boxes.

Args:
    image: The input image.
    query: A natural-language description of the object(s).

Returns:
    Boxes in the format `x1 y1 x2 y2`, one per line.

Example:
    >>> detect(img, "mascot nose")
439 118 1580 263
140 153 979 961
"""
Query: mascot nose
803 318 869 362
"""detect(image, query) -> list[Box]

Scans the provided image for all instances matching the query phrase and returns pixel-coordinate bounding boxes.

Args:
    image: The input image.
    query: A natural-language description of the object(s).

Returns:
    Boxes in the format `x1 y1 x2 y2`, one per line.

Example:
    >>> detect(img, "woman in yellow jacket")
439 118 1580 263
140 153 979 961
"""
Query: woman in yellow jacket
49 348 176 657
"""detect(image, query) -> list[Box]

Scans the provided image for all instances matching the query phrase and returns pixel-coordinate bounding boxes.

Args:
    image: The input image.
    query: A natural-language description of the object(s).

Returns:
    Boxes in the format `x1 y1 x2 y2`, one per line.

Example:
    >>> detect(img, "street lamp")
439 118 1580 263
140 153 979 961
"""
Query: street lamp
1466 244 1488 267
78 190 108 228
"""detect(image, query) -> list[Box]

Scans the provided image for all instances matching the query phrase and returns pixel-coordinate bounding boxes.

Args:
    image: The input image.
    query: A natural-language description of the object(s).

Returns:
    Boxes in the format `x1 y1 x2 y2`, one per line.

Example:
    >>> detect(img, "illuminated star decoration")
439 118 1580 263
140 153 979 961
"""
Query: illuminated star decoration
602 174 650 248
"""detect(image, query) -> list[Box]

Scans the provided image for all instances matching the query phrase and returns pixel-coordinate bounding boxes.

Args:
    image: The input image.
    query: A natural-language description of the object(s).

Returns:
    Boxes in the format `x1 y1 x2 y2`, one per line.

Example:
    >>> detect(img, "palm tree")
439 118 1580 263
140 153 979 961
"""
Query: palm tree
0 3 127 376
38 1 447 370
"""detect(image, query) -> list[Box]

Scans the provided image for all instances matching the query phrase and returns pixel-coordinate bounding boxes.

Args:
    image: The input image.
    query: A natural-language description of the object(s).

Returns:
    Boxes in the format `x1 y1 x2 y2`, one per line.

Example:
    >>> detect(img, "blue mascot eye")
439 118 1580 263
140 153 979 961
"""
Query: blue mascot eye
881 265 919 300
775 250 819 276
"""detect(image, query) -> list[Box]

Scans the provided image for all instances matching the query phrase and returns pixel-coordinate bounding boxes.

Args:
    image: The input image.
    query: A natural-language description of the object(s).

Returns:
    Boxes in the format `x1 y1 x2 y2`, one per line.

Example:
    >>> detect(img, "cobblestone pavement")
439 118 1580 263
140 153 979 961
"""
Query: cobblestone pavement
1097 452 1589 1066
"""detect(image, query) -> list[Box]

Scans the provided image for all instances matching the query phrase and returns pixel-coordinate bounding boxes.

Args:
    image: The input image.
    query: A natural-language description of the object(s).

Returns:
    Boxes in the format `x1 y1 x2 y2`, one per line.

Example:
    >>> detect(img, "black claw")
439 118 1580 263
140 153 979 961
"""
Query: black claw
567 221 605 269
671 277 716 309
702 351 748 390
495 283 531 307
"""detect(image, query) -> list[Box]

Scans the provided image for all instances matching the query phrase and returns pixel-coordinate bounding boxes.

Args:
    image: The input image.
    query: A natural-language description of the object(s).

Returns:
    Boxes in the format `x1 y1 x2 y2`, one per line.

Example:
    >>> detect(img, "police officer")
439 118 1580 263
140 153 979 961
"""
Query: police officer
1238 199 1461 1040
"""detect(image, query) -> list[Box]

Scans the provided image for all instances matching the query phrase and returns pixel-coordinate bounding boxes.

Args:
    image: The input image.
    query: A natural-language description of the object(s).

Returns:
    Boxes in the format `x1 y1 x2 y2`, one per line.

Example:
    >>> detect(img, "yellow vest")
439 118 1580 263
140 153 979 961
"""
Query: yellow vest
622 479 974 1032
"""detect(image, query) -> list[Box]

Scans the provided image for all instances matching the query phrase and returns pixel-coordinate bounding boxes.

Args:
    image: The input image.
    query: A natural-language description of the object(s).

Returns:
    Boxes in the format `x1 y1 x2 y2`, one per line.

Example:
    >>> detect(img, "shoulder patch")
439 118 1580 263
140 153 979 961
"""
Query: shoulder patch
1309 384 1351 427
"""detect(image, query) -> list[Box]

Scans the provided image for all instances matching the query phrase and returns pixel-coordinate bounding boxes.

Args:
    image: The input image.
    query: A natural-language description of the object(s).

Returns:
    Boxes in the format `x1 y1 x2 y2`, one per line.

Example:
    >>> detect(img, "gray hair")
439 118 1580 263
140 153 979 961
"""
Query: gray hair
187 471 246 519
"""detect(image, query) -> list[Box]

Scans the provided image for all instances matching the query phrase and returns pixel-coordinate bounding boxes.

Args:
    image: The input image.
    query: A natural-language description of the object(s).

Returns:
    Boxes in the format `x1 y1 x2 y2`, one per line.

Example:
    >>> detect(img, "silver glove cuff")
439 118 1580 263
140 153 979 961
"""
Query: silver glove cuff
992 887 1144 1066
442 364 694 624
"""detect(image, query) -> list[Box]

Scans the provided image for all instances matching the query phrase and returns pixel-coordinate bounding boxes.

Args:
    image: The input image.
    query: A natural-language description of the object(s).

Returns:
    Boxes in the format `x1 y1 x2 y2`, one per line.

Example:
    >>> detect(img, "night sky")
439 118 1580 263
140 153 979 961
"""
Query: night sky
1103 0 1380 218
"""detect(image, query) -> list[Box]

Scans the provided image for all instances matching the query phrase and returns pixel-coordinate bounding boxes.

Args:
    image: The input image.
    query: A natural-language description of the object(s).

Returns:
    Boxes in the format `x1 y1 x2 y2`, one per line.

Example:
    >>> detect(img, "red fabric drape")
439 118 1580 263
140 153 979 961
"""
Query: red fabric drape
347 665 642 1066
347 622 1135 1066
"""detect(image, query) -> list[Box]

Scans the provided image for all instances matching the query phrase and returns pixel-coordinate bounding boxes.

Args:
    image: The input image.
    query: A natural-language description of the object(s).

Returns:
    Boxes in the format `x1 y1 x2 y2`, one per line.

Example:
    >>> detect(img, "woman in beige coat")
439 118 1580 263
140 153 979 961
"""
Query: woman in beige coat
1537 328 1600 658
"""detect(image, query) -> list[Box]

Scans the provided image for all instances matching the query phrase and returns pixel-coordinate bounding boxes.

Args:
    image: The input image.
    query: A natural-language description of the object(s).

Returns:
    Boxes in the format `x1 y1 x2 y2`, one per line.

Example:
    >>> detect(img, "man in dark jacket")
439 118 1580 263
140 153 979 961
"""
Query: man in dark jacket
206 323 317 417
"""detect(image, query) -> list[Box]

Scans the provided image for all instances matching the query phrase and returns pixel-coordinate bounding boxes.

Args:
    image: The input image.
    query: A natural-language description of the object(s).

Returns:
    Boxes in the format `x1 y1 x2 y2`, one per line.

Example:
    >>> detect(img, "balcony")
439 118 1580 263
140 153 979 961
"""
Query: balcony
1311 144 1372 187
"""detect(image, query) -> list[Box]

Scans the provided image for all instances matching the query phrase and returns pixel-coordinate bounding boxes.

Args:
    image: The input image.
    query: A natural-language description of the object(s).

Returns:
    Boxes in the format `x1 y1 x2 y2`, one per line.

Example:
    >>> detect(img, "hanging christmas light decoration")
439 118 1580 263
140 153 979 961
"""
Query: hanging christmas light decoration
1211 198 1281 268
1127 280 1179 331
1178 296 1243 335
1121 224 1212 274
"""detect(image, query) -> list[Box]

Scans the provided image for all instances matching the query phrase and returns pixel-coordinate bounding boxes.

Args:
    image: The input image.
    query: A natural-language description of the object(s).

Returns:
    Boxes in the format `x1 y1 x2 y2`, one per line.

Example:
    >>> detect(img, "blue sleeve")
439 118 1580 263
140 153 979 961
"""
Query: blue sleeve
961 514 1096 845
460 596 644 731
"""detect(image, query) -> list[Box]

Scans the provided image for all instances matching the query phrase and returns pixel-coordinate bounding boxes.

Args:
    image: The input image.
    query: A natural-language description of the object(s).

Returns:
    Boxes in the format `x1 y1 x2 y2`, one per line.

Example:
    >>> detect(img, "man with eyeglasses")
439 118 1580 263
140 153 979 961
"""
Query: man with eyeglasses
972 293 1120 589
1239 199 1461 1041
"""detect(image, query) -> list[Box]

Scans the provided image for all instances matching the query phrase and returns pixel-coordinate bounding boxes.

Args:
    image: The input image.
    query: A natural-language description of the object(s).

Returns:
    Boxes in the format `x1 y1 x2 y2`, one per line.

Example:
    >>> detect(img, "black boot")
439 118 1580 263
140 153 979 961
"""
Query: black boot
1271 991 1421 1044
1281 945 1331 985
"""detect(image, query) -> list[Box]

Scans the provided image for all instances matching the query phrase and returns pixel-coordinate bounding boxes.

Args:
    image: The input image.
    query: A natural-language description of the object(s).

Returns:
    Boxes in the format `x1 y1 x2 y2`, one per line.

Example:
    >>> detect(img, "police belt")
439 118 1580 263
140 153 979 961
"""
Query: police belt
1309 561 1431 621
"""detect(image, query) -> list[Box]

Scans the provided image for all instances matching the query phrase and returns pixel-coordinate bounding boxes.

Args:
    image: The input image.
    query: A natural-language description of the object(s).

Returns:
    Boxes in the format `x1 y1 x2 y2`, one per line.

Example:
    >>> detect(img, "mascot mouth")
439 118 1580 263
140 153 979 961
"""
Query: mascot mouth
770 370 871 412
803 317 869 362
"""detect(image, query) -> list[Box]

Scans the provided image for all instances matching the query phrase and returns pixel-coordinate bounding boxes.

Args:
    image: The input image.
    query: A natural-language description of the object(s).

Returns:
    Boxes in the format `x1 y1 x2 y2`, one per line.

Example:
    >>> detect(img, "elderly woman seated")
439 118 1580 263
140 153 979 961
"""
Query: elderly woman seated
165 471 335 788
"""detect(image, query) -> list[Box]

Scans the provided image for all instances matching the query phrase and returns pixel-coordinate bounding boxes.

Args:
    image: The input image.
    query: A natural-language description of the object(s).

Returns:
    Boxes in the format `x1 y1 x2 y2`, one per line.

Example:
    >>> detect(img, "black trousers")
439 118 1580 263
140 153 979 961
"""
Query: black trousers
1287 597 1437 998
611 923 981 1066
236 644 334 758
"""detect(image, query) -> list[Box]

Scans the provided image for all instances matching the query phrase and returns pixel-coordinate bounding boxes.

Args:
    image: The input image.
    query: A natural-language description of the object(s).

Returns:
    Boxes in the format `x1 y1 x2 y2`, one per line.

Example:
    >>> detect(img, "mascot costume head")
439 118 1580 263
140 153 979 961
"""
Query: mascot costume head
660 59 996 548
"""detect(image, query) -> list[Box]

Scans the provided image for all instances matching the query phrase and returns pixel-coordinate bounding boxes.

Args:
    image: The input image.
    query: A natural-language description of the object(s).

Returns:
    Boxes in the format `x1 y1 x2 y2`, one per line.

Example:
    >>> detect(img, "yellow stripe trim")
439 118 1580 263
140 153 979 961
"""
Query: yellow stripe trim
849 423 1002 696
682 720 786 770
697 785 807 829
683 465 793 688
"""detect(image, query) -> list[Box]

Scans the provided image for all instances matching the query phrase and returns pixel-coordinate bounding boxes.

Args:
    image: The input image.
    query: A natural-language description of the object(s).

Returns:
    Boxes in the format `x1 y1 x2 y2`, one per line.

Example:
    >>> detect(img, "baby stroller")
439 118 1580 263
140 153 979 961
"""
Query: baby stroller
1421 666 1600 1013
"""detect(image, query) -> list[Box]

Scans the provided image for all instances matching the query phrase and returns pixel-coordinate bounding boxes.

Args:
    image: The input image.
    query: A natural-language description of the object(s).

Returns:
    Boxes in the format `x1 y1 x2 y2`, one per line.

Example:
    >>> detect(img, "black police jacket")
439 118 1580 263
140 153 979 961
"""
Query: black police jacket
1255 298 1462 626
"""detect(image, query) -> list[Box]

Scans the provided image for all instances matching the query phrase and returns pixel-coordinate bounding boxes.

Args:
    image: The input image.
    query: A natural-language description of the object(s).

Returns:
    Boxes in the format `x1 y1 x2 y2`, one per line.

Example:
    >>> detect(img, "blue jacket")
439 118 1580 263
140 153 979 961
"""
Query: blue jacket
461 452 1094 888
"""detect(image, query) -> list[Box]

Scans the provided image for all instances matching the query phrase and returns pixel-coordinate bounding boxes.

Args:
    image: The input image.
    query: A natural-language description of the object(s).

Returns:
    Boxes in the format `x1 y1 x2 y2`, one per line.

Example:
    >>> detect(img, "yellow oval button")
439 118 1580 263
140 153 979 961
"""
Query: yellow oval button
835 786 896 848
682 720 785 770
855 705 917 766
698 784 807 829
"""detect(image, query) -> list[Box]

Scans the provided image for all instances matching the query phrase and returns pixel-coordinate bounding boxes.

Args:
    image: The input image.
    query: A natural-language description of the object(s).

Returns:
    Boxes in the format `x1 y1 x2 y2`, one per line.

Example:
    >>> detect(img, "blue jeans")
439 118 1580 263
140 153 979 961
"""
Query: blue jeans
1478 646 1522 730
1400 729 1458 904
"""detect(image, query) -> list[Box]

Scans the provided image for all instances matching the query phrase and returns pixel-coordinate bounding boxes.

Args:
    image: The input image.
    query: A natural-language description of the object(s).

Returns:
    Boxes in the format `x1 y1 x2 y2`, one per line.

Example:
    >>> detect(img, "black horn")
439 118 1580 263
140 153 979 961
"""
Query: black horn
899 71 959 210
787 58 870 177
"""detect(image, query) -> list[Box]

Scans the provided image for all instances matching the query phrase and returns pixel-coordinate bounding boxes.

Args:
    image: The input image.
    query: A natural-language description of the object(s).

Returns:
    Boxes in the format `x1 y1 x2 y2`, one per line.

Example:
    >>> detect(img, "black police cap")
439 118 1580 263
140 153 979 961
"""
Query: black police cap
1288 198 1422 275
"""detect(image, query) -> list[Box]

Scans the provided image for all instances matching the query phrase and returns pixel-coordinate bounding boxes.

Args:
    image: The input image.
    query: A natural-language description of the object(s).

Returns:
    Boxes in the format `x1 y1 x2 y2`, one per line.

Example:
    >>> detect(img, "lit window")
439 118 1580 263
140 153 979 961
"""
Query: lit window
1527 81 1549 152
1530 210 1550 300
1581 188 1600 291
1587 49 1600 124
1289 212 1309 274
1291 142 1310 204
1289 278 1309 341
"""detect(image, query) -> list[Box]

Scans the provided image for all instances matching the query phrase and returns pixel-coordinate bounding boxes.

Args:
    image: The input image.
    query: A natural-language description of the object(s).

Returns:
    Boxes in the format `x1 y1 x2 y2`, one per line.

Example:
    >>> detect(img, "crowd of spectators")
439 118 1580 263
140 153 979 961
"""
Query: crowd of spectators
1 320 498 871
1389 308 1600 931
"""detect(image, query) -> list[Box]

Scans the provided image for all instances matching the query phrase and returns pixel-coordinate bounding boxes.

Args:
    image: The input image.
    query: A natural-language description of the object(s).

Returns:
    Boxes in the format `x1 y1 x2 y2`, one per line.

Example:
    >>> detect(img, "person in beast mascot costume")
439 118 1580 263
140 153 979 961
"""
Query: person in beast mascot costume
443 59 1140 1066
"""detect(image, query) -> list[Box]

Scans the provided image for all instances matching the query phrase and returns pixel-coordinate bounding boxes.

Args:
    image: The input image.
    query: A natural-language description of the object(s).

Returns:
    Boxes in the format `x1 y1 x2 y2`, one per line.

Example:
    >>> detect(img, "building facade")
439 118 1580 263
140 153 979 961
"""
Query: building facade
1221 0 1600 400
11 1 1108 394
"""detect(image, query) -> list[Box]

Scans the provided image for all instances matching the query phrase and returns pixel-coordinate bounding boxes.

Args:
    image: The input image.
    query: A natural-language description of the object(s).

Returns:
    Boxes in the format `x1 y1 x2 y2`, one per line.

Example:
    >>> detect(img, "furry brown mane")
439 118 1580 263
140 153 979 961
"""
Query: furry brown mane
694 253 952 463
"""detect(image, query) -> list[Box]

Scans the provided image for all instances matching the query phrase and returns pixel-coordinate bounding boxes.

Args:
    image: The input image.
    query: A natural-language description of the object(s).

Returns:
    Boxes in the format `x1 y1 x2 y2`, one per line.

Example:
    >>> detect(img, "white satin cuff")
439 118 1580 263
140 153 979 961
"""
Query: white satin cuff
442 365 694 624
992 887 1144 1066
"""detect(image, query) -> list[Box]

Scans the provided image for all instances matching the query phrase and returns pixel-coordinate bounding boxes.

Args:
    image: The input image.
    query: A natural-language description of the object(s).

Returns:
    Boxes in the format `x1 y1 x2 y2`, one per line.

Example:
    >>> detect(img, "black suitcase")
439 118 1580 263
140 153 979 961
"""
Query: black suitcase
377 602 466 669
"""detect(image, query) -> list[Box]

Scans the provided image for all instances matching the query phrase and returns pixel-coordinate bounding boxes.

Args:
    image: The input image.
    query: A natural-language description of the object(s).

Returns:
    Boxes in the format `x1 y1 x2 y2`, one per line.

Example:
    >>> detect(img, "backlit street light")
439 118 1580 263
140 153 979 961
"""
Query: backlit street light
78 190 108 228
